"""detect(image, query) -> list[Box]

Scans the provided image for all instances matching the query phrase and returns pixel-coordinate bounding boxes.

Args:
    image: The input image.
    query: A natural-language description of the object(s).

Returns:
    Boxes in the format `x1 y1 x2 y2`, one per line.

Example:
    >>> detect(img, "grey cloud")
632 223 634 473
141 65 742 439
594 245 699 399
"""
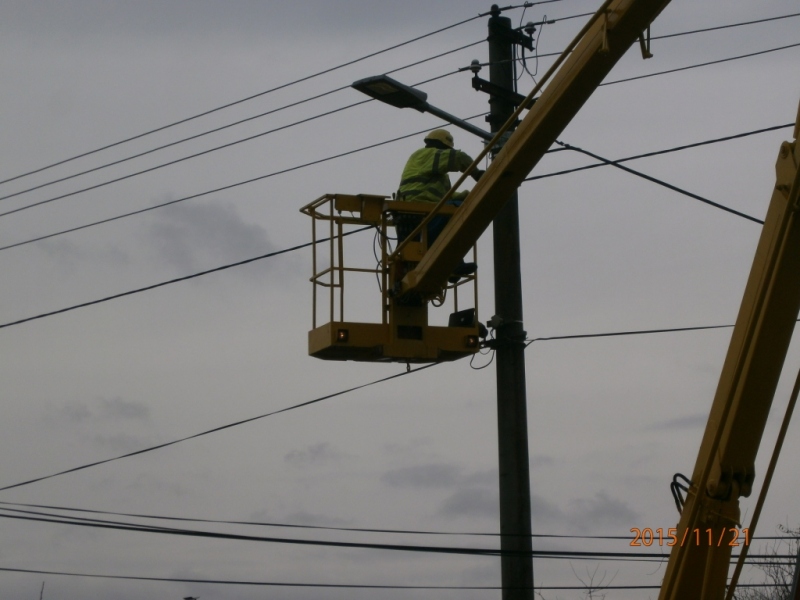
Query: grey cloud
36 237 130 269
50 402 92 423
531 454 556 468
436 489 634 531
531 494 566 522
284 442 344 467
439 487 498 518
569 492 640 531
0 1 482 43
143 201 274 274
98 397 150 421
382 437 434 455
92 432 153 454
123 473 189 498
382 463 498 489
382 463 461 488
283 510 352 528
47 397 149 423
462 468 498 486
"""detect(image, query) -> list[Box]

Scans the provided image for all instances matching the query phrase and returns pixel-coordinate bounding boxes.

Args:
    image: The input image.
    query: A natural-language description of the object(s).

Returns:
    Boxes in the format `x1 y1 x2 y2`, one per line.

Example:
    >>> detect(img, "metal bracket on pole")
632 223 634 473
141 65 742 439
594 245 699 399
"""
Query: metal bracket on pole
638 25 653 58
472 75 537 110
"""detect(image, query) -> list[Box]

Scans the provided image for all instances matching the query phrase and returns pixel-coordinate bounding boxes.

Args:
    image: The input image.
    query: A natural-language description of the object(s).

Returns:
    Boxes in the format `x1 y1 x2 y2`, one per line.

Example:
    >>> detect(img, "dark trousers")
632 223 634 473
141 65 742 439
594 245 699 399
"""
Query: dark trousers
394 199 463 247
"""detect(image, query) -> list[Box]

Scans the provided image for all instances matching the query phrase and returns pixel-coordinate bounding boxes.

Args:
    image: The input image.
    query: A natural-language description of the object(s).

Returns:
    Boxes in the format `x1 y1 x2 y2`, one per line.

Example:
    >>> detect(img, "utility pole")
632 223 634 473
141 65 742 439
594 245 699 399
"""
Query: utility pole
486 5 534 599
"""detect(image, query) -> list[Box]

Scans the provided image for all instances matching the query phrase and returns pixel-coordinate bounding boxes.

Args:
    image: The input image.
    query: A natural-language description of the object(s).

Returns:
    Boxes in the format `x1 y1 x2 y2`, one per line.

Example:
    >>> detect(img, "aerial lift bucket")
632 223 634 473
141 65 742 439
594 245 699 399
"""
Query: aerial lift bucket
300 193 482 363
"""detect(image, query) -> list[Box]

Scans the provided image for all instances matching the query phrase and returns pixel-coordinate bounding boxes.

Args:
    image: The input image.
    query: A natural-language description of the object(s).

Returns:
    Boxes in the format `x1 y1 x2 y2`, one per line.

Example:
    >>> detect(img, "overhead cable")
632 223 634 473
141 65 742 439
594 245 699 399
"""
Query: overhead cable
0 114 489 253
0 74 470 221
0 363 436 492
0 125 788 331
3 499 794 542
12 8 787 210
555 140 764 224
0 97 368 219
1 510 795 564
525 323 737 346
0 227 364 330
652 12 800 41
0 508 500 558
3 15 793 215
0 40 484 206
0 499 630 540
2 56 793 249
0 12 486 187
0 567 790 591
0 508 724 562
0 123 439 253
603 42 800 86
525 123 794 183
0 320 782 489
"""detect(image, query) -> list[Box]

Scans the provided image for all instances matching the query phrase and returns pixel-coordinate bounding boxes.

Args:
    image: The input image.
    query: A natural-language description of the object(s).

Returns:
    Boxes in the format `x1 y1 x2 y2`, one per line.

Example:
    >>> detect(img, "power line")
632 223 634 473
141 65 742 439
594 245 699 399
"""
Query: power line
2 509 795 564
2 35 793 251
2 507 742 564
0 124 787 331
0 499 630 540
602 41 800 86
0 318 782 491
0 567 791 592
0 97 371 219
1 119 787 257
0 123 439 253
555 140 764 224
526 323 738 346
0 40 484 206
0 508 500 558
0 12 487 188
0 73 474 223
3 499 794 542
3 11 791 211
524 123 794 183
652 12 800 41
0 227 367 330
3 23 795 223
0 362 435 492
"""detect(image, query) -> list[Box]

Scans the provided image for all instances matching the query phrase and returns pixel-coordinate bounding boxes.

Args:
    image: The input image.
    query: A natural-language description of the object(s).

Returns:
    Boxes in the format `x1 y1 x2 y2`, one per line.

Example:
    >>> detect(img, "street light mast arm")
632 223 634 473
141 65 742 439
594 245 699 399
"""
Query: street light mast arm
352 74 494 141
422 103 495 142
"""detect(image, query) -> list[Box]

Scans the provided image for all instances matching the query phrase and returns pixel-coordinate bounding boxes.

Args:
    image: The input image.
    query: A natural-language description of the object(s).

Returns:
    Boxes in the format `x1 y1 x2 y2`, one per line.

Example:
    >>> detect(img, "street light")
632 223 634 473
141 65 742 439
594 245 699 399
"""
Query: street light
352 74 494 142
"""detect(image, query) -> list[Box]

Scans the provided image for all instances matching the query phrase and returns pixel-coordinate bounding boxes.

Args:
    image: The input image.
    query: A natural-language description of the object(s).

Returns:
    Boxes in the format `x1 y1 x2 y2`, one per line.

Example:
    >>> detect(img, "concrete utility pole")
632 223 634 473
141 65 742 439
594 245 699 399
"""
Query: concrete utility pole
486 6 534 599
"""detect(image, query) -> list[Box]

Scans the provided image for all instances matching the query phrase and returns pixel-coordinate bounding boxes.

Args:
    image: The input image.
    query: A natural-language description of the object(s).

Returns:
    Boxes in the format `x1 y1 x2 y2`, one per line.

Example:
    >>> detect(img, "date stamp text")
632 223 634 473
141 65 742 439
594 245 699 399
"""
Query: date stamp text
630 527 750 547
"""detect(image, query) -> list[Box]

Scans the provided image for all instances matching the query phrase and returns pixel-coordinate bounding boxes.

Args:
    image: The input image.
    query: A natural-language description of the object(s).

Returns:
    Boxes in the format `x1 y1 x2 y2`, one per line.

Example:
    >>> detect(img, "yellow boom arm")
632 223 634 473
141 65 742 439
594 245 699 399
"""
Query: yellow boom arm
658 101 800 600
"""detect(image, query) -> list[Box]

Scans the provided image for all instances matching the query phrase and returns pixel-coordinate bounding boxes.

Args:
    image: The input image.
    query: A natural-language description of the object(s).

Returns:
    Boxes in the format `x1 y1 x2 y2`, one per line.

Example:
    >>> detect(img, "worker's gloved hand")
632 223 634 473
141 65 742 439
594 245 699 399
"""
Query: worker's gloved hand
471 169 485 182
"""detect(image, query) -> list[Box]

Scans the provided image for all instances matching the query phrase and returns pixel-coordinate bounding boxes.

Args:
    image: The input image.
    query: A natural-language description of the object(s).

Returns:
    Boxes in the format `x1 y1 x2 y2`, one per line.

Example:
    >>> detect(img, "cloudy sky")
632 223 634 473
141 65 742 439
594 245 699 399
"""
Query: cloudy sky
1 1 799 599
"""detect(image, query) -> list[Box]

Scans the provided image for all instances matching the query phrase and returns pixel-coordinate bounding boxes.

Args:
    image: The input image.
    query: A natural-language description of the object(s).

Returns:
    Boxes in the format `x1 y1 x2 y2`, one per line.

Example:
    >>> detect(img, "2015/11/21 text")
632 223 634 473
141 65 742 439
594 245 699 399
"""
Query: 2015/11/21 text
630 527 750 547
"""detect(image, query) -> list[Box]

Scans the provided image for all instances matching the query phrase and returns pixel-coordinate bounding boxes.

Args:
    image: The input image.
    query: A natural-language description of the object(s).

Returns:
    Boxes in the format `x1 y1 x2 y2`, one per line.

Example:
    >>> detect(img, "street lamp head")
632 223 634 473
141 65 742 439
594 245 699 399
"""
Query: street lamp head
351 75 428 112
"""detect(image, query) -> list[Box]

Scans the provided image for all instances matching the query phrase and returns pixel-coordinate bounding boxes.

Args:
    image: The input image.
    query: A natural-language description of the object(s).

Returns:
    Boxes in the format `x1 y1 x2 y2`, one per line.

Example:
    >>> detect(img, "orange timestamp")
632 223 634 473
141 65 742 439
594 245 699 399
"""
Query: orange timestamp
630 527 750 547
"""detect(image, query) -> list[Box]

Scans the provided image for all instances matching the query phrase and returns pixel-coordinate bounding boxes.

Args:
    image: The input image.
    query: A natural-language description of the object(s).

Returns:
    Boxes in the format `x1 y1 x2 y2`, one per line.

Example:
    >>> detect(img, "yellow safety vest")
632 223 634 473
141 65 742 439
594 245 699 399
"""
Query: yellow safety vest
397 147 473 203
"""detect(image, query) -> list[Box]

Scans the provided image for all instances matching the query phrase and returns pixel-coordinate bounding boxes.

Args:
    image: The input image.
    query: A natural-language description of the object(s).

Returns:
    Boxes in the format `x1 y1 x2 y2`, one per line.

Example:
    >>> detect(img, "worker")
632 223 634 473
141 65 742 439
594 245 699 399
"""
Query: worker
395 129 484 281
